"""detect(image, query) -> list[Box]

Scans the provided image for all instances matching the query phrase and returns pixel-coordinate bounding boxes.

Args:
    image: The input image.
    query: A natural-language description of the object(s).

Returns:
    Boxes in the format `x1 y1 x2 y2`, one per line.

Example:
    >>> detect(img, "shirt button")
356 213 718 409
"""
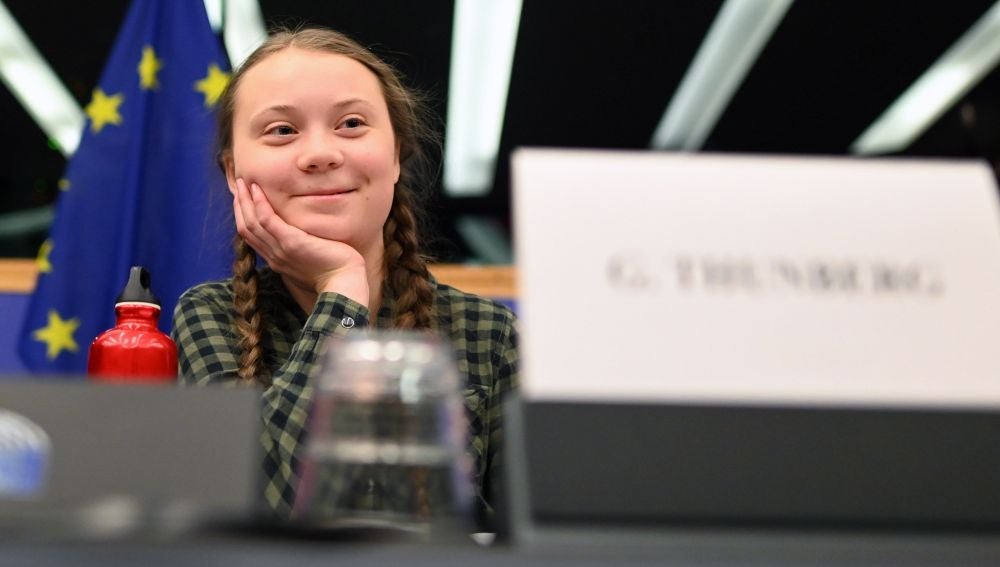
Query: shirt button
341 316 355 329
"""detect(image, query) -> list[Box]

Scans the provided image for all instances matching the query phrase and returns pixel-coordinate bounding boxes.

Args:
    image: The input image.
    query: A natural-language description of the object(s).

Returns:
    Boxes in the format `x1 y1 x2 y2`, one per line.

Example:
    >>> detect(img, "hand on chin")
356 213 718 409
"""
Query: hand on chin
233 178 368 296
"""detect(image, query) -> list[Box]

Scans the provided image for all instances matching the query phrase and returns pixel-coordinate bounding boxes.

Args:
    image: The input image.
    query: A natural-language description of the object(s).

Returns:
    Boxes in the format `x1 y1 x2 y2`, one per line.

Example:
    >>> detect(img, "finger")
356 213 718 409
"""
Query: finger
235 178 259 228
232 182 255 243
249 182 307 245
234 193 269 258
234 179 280 262
232 193 247 234
248 182 286 233
237 179 281 252
233 195 263 250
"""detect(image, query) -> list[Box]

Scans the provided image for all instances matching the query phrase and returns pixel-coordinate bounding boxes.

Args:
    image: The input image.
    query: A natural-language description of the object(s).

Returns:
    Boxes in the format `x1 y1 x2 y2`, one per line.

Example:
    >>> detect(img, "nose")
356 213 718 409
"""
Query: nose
296 132 344 172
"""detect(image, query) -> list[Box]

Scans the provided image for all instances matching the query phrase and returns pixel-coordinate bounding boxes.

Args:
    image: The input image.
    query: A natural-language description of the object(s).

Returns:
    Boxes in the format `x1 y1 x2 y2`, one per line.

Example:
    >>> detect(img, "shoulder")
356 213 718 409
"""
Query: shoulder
433 281 517 341
172 277 237 333
177 278 235 311
176 268 283 312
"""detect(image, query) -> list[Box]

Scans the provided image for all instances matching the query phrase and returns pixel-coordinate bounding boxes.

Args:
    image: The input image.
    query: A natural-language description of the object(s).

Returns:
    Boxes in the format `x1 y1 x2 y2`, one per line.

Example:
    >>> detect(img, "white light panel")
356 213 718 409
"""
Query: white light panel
650 0 794 151
444 0 523 196
0 1 84 156
851 1 1000 155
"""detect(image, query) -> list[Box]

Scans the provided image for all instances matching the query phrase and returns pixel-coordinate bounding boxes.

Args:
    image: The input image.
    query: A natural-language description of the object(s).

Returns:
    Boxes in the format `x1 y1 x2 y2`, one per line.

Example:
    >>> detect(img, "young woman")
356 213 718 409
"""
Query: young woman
171 27 518 524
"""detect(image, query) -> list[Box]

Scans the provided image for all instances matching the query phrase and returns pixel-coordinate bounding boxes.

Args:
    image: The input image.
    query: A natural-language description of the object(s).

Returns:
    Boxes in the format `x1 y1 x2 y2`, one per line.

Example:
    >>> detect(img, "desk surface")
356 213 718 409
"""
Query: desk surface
3 528 1000 566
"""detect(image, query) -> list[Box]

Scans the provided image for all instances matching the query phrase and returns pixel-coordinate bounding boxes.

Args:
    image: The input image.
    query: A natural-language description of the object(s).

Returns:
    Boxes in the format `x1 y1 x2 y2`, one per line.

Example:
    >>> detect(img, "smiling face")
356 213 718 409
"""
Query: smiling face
225 47 400 252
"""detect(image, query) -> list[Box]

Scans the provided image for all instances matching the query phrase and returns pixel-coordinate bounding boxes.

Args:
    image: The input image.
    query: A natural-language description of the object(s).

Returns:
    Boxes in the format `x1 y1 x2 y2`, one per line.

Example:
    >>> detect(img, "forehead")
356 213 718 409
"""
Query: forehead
235 47 386 113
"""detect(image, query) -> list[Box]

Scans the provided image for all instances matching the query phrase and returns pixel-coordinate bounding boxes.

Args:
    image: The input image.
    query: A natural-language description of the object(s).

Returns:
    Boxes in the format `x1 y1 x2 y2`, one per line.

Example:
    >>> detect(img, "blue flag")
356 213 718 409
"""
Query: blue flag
18 0 234 372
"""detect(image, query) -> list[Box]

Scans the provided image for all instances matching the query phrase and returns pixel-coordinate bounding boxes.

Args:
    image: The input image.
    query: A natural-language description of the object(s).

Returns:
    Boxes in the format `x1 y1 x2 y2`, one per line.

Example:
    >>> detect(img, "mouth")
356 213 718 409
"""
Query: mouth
298 187 358 198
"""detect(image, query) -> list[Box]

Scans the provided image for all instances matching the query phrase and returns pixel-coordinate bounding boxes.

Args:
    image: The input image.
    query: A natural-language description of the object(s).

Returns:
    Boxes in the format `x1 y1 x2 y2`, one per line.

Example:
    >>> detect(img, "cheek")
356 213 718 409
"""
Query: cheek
355 138 401 181
369 187 396 235
233 147 293 201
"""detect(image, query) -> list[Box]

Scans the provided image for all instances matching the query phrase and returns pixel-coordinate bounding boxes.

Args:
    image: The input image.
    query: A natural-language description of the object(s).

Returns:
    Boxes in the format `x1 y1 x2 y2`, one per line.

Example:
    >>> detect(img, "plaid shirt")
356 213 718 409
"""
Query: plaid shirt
171 268 518 521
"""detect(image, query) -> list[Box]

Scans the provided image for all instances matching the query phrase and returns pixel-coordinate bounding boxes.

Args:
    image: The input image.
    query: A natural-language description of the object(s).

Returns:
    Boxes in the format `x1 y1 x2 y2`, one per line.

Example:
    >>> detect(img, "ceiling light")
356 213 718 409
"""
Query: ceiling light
851 1 1000 155
650 0 794 151
0 1 84 156
222 0 267 69
455 216 513 264
444 0 523 196
203 0 223 33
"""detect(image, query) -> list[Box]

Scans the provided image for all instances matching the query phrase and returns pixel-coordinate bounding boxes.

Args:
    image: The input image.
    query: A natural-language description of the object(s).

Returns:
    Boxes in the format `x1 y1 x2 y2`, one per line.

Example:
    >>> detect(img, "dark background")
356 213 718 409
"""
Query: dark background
2 0 999 261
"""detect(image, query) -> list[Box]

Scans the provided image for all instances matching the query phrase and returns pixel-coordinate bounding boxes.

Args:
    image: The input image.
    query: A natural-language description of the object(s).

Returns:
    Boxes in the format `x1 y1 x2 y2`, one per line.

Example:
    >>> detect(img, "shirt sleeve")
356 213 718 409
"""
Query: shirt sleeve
481 310 519 524
172 286 370 515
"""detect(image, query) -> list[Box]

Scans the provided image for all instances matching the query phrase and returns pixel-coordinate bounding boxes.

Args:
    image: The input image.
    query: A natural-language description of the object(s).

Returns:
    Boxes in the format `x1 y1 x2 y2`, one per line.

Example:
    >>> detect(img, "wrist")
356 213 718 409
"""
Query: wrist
317 265 370 308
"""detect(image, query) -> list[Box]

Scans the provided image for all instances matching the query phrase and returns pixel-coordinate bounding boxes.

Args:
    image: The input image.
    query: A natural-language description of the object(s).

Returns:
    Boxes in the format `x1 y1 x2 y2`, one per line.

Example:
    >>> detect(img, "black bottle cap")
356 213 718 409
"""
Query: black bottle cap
115 266 160 306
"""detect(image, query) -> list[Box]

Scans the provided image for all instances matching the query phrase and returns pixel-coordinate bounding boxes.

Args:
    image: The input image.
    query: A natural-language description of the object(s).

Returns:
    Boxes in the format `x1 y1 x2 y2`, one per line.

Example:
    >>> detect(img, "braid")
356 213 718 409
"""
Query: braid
383 188 435 330
232 235 270 385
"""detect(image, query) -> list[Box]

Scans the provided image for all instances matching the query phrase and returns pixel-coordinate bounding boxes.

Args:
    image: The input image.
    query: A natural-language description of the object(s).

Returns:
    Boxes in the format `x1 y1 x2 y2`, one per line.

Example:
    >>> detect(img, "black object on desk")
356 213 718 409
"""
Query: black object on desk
0 379 260 539
501 394 1000 541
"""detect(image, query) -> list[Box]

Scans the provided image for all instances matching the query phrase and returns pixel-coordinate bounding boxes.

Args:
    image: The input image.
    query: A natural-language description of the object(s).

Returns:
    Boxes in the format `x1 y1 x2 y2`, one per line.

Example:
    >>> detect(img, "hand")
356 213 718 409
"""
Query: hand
233 178 370 306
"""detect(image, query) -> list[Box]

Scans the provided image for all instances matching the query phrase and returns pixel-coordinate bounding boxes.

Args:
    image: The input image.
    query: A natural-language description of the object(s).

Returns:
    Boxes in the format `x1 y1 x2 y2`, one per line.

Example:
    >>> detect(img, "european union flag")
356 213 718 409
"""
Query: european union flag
18 0 234 372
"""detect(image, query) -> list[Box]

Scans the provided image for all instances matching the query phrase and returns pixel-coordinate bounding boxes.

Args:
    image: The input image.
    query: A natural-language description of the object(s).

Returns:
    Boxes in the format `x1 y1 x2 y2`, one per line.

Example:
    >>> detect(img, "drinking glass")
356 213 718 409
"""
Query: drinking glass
292 331 474 534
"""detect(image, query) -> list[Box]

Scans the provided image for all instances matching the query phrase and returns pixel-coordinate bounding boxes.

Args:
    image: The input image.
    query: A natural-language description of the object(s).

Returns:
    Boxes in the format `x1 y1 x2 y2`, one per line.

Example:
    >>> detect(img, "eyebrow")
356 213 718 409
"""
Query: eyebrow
249 98 375 123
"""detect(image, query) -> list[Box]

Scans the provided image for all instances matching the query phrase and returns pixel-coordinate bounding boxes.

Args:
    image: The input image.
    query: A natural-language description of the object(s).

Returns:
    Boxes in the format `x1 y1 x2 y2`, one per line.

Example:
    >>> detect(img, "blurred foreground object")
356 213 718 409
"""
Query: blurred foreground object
88 266 176 382
0 381 258 541
0 409 50 499
506 149 1000 541
293 332 475 536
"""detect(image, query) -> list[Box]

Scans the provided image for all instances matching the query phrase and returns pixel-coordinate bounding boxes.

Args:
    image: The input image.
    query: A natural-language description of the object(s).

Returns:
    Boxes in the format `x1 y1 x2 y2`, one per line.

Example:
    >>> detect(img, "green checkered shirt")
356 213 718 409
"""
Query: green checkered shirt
171 267 518 522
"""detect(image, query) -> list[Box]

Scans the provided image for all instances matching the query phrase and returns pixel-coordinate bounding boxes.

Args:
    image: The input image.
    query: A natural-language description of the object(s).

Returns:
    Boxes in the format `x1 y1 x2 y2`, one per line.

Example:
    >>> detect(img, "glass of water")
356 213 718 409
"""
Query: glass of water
292 331 474 534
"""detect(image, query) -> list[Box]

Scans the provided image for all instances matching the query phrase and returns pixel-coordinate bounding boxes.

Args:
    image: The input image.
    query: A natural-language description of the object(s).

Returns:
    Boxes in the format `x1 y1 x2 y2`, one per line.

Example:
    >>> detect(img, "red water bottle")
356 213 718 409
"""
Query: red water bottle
88 266 177 382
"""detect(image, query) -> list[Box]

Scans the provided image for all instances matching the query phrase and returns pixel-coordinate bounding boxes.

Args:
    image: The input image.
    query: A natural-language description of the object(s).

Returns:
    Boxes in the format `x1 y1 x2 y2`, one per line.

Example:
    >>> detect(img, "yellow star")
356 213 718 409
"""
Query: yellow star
32 310 80 360
36 239 53 274
194 63 230 108
137 45 163 90
58 178 70 191
84 88 124 133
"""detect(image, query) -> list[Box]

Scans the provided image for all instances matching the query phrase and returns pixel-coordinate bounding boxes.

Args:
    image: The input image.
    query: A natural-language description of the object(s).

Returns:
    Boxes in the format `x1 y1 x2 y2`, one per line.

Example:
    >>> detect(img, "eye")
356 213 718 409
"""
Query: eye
339 117 366 129
265 124 296 136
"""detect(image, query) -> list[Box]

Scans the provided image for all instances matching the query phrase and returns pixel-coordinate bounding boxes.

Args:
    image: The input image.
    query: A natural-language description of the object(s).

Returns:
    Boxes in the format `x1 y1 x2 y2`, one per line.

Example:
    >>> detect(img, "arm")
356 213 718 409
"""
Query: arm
480 310 520 523
172 285 371 516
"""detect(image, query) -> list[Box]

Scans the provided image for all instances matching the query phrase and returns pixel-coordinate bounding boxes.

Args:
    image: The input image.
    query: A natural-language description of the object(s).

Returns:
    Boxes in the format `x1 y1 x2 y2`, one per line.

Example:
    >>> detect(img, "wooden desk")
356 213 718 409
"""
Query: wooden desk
0 259 517 298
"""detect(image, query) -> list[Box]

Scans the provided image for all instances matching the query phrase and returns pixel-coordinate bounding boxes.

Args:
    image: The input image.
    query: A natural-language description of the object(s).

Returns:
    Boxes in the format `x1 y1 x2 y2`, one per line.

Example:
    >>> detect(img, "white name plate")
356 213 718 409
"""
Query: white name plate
513 150 1000 408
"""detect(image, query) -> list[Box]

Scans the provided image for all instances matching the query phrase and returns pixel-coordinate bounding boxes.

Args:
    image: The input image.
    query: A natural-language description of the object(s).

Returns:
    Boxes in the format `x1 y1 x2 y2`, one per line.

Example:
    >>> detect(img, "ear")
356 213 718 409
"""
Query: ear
223 153 238 196
393 143 401 184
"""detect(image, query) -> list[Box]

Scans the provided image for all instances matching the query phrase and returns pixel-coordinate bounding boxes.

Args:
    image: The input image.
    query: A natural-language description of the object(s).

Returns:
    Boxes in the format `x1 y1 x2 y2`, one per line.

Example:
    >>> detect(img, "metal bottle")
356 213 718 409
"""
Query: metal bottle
87 266 177 382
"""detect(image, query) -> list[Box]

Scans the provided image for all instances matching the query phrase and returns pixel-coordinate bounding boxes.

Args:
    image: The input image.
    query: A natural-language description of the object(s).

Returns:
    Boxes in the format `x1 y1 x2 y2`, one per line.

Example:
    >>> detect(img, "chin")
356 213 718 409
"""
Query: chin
303 225 351 243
